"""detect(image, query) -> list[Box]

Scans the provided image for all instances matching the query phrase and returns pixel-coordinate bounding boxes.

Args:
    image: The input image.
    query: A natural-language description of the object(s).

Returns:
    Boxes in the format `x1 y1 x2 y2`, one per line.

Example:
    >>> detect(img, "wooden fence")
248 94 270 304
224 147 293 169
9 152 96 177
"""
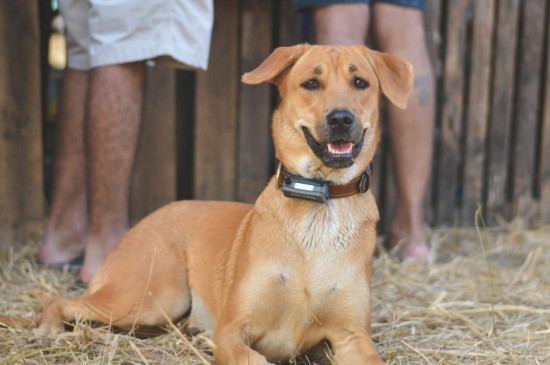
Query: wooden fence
2 0 550 249
0 2 45 248
427 0 550 227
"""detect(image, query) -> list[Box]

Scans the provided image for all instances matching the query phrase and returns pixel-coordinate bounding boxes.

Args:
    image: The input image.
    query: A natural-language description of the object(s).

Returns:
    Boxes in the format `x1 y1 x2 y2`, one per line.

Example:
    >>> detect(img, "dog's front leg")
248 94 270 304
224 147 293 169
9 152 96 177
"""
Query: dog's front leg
213 321 274 365
327 326 384 365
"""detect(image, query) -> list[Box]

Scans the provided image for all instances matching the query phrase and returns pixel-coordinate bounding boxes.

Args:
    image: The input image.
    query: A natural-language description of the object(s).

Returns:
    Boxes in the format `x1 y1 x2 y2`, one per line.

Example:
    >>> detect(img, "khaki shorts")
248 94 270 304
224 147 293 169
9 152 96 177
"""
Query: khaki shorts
59 0 214 71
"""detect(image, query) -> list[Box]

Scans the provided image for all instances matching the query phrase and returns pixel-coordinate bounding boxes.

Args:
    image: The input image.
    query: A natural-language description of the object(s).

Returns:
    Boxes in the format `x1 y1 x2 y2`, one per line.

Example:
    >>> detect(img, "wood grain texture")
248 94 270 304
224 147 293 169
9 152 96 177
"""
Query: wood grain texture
486 0 520 224
194 0 240 201
424 0 442 79
422 0 442 225
130 67 177 225
436 0 468 226
462 0 495 225
277 0 307 46
238 0 273 203
540 14 550 222
511 0 546 219
0 2 45 249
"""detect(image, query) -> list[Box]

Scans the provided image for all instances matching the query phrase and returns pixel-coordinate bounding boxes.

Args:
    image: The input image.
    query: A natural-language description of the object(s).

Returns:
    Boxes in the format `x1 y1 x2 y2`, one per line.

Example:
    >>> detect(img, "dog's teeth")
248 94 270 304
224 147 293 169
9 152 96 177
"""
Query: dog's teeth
328 142 353 155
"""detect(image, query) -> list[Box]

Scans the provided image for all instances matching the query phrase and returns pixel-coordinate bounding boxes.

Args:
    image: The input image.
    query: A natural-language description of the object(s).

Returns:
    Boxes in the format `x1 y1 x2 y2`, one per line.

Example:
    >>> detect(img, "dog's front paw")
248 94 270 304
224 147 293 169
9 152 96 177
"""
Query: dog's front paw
217 351 274 365
213 342 274 365
329 327 384 365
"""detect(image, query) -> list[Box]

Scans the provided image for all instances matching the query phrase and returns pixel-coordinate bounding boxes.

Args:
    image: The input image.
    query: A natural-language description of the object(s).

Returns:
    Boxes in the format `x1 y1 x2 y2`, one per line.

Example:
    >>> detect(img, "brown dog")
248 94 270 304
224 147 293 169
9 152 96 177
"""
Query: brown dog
7 44 413 364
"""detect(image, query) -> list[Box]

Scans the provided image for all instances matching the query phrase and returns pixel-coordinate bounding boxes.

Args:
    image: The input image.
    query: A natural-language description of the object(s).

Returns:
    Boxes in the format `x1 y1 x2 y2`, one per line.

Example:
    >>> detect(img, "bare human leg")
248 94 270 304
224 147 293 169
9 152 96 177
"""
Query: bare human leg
372 4 435 262
79 62 145 282
38 69 89 265
313 3 369 46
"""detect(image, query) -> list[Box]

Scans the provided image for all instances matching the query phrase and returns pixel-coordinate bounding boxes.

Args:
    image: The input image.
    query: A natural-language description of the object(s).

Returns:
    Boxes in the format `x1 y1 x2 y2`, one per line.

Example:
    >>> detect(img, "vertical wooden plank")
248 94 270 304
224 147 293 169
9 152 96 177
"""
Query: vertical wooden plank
540 15 550 223
511 0 546 219
277 0 305 46
379 118 395 234
238 0 273 203
424 0 442 80
175 71 196 200
370 125 386 230
0 2 45 249
461 0 495 224
422 0 442 226
486 0 520 224
194 0 240 201
130 67 177 225
436 0 468 226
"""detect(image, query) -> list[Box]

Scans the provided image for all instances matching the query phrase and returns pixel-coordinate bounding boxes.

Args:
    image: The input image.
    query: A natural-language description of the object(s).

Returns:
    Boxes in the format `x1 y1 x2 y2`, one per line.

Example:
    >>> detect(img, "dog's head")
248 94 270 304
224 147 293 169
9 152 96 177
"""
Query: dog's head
242 44 413 184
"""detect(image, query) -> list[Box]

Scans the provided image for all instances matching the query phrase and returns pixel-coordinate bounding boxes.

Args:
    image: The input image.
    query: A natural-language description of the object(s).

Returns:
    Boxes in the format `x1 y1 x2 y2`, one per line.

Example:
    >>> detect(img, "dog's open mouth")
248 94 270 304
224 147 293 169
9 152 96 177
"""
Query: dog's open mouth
328 141 354 155
302 127 365 169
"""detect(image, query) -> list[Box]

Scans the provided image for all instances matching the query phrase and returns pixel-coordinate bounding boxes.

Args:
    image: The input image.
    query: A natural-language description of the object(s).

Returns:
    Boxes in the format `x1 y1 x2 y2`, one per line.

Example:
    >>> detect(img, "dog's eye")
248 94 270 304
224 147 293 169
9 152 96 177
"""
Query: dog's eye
301 78 320 90
353 76 369 90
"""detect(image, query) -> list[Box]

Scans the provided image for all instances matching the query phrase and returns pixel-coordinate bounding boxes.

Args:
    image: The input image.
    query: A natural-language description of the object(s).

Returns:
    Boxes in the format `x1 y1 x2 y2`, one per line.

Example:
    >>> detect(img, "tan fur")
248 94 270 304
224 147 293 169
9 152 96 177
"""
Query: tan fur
9 44 413 365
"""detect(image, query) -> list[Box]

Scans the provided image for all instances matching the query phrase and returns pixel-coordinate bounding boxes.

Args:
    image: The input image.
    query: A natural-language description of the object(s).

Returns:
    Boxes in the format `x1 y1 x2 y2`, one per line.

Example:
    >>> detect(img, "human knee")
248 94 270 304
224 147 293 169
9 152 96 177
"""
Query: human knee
372 5 426 52
313 3 369 45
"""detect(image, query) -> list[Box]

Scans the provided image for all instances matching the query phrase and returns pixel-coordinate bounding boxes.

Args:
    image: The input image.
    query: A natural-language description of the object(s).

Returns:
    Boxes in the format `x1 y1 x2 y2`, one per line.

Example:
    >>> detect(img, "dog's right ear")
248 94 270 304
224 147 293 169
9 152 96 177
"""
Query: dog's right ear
242 44 309 85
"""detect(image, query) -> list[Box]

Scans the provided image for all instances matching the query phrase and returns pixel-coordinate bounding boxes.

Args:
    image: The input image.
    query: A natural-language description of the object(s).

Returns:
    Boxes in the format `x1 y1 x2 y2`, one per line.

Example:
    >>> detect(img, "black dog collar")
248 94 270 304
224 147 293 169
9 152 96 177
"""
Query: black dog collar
276 162 373 203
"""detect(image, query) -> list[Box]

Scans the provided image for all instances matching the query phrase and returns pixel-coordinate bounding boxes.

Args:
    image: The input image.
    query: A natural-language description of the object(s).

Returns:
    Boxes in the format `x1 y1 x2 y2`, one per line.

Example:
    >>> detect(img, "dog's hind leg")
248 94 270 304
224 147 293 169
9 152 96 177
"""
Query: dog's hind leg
36 296 99 336
36 281 192 336
0 314 41 329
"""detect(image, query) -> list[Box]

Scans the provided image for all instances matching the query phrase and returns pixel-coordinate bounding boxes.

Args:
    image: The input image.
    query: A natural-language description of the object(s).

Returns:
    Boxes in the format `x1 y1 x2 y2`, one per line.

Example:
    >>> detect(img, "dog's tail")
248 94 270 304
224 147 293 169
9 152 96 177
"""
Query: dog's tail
0 314 40 329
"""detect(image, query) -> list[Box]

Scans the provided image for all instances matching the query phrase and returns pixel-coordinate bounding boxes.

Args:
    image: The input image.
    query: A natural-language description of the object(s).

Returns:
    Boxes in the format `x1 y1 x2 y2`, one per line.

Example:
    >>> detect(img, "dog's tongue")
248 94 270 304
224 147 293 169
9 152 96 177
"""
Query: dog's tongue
328 141 353 155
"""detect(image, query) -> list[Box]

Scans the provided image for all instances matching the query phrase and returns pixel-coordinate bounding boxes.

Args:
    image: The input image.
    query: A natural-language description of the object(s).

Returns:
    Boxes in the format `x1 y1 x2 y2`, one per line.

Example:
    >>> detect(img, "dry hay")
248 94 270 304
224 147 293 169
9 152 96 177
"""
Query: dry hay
1 220 550 364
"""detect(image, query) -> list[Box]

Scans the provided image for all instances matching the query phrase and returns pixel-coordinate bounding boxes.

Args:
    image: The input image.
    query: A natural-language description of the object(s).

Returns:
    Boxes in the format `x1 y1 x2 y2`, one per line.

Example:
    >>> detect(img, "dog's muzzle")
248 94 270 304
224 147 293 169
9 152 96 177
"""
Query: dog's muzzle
302 109 365 169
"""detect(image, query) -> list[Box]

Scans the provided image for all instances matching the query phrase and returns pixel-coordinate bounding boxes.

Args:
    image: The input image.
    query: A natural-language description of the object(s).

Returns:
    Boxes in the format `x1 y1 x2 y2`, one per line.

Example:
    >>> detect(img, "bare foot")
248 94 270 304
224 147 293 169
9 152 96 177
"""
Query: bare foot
37 224 86 265
386 223 430 263
79 229 125 283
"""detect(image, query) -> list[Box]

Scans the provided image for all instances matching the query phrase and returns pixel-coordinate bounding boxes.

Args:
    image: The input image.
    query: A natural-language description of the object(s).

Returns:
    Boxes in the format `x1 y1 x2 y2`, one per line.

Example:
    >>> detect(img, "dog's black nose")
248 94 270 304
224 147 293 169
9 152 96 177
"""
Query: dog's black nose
327 110 355 133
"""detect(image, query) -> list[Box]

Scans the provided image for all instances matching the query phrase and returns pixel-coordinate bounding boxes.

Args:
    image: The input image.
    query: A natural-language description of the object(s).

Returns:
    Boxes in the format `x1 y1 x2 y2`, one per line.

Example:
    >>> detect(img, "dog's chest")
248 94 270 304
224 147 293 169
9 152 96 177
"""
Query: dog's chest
248 254 369 360
237 196 376 359
275 254 361 314
283 199 365 251
245 234 370 359
260 198 372 308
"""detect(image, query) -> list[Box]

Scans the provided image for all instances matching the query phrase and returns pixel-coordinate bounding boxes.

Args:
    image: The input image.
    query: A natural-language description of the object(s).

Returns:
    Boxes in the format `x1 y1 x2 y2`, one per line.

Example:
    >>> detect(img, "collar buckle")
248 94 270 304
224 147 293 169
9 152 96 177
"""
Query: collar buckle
357 163 373 194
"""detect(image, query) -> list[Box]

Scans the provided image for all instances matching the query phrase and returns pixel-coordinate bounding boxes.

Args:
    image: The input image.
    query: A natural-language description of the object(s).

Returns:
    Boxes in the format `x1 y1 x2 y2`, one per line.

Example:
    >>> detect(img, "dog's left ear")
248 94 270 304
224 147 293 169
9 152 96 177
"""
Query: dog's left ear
356 46 414 109
242 44 310 85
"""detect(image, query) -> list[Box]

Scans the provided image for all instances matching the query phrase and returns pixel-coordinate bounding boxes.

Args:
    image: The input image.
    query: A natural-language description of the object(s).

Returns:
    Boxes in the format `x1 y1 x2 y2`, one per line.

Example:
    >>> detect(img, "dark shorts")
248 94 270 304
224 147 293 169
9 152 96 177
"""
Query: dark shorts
291 0 425 11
